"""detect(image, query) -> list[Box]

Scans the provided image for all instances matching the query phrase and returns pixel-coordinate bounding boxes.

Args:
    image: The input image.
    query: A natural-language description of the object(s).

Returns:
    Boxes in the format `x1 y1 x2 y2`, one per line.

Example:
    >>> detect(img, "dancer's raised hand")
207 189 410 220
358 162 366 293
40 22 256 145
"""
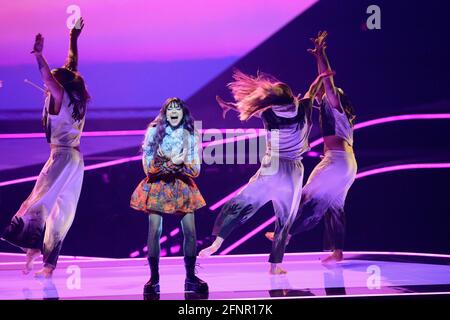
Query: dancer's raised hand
70 17 85 39
307 30 328 56
31 34 44 54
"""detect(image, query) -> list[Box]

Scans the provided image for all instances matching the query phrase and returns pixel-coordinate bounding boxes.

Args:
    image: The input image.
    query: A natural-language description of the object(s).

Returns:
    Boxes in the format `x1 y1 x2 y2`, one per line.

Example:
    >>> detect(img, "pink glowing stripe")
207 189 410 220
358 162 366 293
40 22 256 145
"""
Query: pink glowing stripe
209 185 246 211
85 156 142 171
309 113 450 149
218 163 450 255
0 175 40 187
1 113 449 188
209 113 450 210
0 129 254 139
0 132 262 187
2 251 450 266
0 131 146 139
170 228 180 237
356 163 450 179
219 216 276 255
202 130 264 148
354 113 450 130
160 236 168 244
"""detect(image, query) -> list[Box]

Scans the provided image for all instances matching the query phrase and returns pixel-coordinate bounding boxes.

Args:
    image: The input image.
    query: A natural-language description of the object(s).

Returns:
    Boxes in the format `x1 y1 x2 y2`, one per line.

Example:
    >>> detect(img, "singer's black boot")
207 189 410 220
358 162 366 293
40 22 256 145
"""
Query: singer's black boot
184 256 208 293
144 257 160 296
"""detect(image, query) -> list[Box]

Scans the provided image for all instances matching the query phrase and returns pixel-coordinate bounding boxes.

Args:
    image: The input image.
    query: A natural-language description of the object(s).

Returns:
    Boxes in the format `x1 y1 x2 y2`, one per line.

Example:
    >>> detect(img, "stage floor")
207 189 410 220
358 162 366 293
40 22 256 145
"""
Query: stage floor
0 251 449 300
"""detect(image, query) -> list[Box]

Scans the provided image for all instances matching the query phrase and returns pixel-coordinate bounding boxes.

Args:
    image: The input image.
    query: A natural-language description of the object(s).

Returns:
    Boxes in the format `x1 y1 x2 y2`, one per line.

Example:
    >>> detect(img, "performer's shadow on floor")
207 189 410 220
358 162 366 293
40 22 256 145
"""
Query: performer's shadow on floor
268 275 315 297
143 291 209 300
322 264 346 296
22 278 60 300
268 264 347 297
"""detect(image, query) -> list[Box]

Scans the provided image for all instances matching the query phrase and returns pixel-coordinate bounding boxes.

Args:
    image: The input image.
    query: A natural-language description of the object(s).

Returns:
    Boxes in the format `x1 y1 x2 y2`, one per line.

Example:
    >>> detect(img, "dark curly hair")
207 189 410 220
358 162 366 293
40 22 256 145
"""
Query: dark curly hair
51 68 90 121
337 88 356 126
145 97 196 157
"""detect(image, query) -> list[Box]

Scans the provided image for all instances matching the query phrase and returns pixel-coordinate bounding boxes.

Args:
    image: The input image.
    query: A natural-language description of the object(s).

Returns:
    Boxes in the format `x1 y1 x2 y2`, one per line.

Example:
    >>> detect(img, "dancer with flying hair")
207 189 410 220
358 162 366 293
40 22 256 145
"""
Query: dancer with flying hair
1 18 89 278
265 31 357 265
199 68 333 274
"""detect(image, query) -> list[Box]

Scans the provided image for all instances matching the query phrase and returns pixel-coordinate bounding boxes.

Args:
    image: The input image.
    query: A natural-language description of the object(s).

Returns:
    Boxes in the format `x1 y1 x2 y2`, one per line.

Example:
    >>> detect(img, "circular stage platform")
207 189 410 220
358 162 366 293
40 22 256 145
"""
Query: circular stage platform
0 251 449 300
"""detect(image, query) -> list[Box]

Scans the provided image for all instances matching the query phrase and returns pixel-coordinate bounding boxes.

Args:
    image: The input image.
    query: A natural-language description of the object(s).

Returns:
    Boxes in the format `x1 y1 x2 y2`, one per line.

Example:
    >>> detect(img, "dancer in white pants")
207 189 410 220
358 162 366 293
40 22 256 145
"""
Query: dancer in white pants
266 31 357 264
199 69 333 274
1 18 89 278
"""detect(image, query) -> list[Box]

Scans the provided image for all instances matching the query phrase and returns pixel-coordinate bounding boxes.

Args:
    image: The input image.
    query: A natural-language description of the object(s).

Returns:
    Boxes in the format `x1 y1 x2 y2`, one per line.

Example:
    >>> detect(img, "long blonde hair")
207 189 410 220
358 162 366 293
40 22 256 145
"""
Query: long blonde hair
228 69 294 120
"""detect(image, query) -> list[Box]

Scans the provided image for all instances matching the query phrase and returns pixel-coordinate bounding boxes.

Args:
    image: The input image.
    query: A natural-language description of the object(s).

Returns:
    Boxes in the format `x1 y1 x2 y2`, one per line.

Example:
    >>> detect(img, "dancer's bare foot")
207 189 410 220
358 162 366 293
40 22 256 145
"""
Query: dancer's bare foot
321 250 343 265
269 263 287 275
34 266 54 279
23 249 40 275
265 232 275 241
264 232 291 244
199 237 223 257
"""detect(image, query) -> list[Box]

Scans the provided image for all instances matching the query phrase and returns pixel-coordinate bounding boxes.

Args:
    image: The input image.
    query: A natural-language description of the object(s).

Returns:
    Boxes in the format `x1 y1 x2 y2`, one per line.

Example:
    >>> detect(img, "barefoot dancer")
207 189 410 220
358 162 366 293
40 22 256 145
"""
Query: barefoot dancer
199 69 332 274
130 98 208 296
1 19 89 278
266 31 357 264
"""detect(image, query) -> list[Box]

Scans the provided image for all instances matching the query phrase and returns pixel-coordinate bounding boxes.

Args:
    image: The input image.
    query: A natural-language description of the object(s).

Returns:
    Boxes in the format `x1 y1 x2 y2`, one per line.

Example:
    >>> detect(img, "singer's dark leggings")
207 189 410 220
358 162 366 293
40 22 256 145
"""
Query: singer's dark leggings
147 212 197 259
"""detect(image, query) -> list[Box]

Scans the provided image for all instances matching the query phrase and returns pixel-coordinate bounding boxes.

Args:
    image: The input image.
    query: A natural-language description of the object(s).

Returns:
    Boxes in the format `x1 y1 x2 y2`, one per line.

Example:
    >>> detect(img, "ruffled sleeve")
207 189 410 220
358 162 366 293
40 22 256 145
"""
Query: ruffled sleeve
180 132 201 178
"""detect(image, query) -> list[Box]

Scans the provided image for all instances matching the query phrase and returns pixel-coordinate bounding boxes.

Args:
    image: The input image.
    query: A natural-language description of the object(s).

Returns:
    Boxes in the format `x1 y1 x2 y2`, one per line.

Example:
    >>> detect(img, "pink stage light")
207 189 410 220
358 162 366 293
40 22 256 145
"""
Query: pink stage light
217 163 450 255
306 151 321 157
170 245 181 254
129 250 140 258
209 186 247 211
0 128 241 139
1 1 317 65
170 228 180 237
160 236 168 244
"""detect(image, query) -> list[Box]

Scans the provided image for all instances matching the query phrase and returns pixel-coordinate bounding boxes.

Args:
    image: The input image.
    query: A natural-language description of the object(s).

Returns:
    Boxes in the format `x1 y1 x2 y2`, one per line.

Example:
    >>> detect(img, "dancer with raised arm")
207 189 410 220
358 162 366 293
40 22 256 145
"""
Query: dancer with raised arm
266 31 357 264
130 98 208 297
199 69 333 274
1 18 89 278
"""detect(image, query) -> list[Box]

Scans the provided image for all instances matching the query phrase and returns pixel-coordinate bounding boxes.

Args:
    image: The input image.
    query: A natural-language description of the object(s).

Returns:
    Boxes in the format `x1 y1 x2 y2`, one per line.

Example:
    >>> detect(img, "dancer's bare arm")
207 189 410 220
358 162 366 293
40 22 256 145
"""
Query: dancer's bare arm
32 34 63 114
303 70 335 101
63 17 84 72
308 31 341 110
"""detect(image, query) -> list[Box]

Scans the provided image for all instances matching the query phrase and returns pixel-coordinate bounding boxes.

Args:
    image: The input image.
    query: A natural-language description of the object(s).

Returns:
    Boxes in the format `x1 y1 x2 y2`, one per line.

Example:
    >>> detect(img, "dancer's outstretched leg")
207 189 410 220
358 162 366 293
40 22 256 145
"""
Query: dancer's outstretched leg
321 208 345 264
199 236 223 257
200 173 271 258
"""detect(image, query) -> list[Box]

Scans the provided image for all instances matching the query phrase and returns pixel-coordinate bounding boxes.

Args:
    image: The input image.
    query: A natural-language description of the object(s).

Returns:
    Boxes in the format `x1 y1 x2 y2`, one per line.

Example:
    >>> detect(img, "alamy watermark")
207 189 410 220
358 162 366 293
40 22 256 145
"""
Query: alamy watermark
366 265 381 289
66 265 81 290
366 5 381 30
